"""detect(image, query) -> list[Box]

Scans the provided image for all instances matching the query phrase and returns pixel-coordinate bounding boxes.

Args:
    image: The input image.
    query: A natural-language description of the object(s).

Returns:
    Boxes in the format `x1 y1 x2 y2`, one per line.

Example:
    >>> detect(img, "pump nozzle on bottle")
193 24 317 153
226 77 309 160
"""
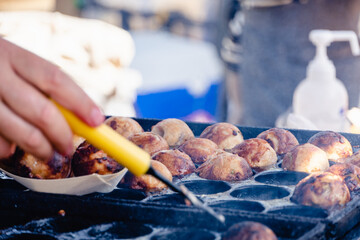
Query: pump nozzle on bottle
310 29 360 56
292 29 360 132
307 30 360 81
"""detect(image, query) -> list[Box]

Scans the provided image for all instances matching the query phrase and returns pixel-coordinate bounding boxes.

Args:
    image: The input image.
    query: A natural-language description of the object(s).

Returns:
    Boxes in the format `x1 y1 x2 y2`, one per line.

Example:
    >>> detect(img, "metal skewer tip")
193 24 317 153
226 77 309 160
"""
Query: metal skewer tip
179 184 225 224
147 166 226 224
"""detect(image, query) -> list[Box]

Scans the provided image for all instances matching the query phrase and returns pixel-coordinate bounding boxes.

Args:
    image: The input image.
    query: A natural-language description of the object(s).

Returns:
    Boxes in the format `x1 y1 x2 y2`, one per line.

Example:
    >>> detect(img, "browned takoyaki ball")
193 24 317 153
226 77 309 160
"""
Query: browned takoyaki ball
256 128 299 155
342 151 360 167
104 116 144 139
12 148 71 179
121 160 172 192
151 118 195 148
72 141 123 176
151 149 195 177
128 132 169 156
307 131 353 162
222 221 278 240
177 138 220 164
282 143 329 173
327 163 360 192
230 138 277 171
196 151 253 181
200 122 244 150
291 172 350 210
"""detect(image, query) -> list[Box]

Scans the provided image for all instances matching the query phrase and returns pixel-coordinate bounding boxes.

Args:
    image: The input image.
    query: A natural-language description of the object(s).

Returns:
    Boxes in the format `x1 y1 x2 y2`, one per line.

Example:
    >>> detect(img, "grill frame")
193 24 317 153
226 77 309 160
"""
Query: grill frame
1 117 360 239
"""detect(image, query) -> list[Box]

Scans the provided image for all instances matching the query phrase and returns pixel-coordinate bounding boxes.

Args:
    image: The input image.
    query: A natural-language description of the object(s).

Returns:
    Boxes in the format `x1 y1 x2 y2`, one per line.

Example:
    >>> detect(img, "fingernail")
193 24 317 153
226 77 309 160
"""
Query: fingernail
90 107 104 126
66 142 74 156
10 143 16 155
59 140 73 157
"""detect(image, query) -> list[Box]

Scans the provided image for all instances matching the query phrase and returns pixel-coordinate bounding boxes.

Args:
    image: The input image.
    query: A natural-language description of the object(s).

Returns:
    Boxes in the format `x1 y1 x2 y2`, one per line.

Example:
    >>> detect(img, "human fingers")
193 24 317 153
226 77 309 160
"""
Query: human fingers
0 101 54 160
1 71 74 156
3 39 104 127
0 135 15 159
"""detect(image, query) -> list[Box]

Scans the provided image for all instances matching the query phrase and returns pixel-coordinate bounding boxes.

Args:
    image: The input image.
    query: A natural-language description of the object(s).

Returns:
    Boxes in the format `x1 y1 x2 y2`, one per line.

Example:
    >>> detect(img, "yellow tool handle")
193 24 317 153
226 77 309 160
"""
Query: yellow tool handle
53 101 151 176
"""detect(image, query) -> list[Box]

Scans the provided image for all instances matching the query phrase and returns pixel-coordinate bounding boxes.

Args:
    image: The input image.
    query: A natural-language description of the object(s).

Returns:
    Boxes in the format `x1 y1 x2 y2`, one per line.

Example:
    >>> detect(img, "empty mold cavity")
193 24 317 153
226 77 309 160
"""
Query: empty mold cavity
87 221 153 239
255 171 308 186
208 200 265 212
267 205 328 218
96 187 147 201
151 228 216 240
1 233 57 240
148 194 188 205
182 180 231 195
230 185 290 200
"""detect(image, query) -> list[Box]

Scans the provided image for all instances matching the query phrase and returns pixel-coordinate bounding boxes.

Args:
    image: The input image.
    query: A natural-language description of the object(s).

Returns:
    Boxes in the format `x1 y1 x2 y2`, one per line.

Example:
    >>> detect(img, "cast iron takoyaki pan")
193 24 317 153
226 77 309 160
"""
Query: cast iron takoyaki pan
1 118 360 239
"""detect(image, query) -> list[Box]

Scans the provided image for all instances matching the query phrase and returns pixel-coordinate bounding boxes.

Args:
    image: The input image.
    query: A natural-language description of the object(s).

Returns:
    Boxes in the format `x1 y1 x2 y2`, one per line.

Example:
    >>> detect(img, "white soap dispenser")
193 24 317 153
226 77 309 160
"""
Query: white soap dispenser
292 29 360 132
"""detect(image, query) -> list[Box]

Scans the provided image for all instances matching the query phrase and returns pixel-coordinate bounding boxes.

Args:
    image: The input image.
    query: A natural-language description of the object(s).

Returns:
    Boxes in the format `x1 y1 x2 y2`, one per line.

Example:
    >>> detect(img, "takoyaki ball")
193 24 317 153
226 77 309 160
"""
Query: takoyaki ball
104 116 143 138
291 172 350 210
307 131 353 162
343 151 360 167
256 128 299 155
282 143 329 173
128 132 169 156
151 149 195 177
196 151 253 181
222 221 278 240
12 148 71 179
72 141 123 176
121 160 172 192
200 122 244 150
151 118 195 148
230 138 277 171
177 138 220 164
327 163 360 192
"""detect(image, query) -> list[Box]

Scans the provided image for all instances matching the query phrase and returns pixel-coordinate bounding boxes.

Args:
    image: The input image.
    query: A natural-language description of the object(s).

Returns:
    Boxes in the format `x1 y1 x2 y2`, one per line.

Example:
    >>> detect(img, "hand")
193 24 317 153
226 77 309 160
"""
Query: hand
0 38 104 160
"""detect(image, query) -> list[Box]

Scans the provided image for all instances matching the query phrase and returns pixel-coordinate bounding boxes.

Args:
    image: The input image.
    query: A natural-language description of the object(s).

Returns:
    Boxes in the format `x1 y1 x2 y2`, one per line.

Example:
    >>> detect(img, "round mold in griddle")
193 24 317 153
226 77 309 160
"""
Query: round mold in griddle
95 187 147 201
267 205 328 218
148 194 189 205
150 228 216 240
208 200 265 212
254 171 309 186
87 221 153 239
182 180 231 195
0 179 27 191
230 185 290 200
1 233 57 240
